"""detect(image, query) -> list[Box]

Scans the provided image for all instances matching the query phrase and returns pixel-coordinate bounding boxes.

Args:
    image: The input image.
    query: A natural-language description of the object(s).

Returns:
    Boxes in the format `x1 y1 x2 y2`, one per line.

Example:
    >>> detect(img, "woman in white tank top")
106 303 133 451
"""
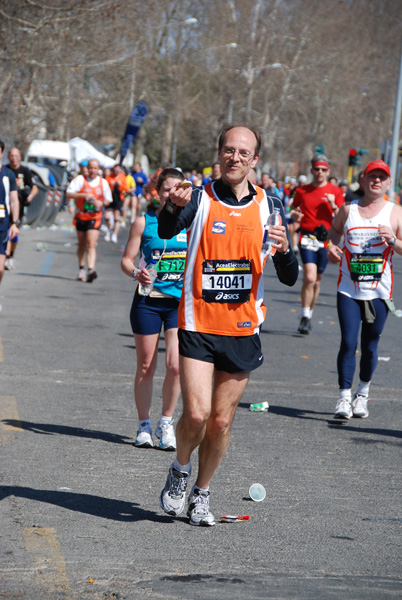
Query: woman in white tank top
326 161 402 420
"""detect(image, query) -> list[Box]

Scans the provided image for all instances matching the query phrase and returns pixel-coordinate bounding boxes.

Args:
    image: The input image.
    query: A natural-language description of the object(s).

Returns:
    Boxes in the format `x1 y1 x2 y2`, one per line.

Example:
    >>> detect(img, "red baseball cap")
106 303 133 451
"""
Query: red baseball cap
364 160 391 177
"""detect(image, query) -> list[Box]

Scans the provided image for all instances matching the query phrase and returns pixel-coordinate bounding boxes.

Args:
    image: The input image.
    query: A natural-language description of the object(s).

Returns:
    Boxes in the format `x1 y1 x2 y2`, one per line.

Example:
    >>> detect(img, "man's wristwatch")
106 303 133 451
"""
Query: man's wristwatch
388 235 397 247
10 220 20 226
165 199 177 215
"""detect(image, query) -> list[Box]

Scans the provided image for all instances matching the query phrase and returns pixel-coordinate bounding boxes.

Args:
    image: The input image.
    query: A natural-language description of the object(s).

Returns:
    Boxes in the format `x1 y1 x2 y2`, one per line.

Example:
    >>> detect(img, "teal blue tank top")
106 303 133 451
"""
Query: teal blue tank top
139 211 187 300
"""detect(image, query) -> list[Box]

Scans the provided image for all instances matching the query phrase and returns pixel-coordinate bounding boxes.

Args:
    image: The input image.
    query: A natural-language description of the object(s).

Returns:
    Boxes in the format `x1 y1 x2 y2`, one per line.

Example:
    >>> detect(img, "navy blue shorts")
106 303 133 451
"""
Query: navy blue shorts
0 229 8 255
299 245 328 274
130 290 179 335
178 329 263 374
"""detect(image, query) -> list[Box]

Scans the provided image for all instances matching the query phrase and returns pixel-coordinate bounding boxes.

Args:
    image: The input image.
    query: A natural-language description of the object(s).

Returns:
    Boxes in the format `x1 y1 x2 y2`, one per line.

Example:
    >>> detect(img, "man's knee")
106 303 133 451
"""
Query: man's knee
181 405 209 433
207 413 233 436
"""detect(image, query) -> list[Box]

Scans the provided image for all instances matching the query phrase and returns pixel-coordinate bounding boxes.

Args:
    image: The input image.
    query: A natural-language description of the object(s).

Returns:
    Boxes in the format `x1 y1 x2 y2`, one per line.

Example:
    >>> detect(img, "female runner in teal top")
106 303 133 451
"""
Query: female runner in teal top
121 168 188 450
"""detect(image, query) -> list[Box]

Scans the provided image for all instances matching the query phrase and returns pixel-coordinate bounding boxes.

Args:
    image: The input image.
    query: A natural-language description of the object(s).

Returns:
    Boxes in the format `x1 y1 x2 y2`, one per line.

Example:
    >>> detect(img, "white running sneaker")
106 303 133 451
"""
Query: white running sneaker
134 421 153 447
352 394 369 418
334 398 353 420
104 231 111 242
160 464 191 516
155 419 176 451
111 233 118 244
187 488 216 527
77 268 86 282
5 258 14 270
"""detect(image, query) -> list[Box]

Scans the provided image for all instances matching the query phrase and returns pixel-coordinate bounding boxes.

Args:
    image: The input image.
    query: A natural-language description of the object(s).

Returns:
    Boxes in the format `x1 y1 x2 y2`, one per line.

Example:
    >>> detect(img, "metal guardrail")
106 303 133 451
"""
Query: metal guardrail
25 182 66 228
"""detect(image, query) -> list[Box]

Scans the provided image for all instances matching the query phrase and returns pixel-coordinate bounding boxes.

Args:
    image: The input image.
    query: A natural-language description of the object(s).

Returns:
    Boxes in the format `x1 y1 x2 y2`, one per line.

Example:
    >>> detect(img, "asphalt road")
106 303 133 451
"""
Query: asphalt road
1 211 401 600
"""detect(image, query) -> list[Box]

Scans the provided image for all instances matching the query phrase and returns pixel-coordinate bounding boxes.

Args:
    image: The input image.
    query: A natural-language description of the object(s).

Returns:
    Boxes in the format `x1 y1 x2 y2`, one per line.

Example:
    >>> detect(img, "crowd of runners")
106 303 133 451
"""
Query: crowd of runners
1 128 401 527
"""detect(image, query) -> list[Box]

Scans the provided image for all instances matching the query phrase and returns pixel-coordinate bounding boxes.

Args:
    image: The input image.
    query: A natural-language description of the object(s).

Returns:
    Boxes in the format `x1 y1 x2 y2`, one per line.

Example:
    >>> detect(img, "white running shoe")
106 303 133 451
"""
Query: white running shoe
352 394 369 418
5 258 14 270
334 398 353 419
104 231 111 242
155 419 176 451
160 464 191 516
77 268 86 282
187 488 216 527
111 233 118 244
134 421 153 447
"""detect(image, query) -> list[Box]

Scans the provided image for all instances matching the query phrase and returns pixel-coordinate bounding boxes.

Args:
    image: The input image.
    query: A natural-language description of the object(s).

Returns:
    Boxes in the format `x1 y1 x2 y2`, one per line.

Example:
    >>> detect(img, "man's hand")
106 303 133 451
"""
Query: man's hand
377 224 395 245
169 181 193 207
269 225 289 254
9 223 19 238
327 242 343 263
325 193 337 211
290 207 303 223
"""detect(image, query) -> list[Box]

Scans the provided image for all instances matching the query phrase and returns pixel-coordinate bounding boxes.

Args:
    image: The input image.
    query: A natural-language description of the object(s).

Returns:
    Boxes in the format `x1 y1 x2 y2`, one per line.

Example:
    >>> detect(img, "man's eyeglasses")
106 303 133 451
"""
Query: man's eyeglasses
221 147 254 161
313 167 328 172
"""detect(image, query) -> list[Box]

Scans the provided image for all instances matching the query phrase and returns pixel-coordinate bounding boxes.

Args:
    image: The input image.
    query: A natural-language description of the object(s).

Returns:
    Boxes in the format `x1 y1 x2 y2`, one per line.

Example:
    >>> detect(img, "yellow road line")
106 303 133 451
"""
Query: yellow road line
23 528 72 598
0 396 23 444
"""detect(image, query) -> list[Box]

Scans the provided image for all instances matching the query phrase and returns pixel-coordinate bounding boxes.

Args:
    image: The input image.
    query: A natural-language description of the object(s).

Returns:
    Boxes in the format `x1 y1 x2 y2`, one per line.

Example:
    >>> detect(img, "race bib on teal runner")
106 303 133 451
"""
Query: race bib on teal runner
151 249 186 282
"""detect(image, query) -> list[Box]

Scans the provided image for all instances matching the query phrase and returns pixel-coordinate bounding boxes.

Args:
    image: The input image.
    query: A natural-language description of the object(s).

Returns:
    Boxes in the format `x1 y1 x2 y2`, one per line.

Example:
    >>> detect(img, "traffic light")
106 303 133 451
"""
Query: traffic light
348 149 358 166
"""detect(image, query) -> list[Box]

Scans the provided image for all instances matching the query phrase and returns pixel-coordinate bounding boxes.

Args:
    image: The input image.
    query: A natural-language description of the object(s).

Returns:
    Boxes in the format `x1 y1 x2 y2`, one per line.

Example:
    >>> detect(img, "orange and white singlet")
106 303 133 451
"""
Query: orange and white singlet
74 177 104 223
338 200 394 300
178 182 272 336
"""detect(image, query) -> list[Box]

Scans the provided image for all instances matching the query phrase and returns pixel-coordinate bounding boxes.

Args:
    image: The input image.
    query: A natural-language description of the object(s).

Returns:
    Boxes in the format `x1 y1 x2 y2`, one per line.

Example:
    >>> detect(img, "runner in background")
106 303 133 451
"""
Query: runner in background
67 159 112 282
291 155 344 334
327 160 402 420
5 147 38 270
0 140 19 295
132 162 149 217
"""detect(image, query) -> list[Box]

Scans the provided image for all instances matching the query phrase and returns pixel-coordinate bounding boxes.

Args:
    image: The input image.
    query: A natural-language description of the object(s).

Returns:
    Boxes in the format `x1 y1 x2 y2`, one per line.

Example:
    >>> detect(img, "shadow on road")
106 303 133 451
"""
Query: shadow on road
328 421 402 441
0 486 173 523
1 420 133 445
239 403 332 420
237 406 402 442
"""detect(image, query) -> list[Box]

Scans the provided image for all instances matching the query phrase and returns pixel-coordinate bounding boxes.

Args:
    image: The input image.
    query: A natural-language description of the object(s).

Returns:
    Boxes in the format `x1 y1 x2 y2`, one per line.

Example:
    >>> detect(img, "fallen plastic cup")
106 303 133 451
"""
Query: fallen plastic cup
249 483 266 502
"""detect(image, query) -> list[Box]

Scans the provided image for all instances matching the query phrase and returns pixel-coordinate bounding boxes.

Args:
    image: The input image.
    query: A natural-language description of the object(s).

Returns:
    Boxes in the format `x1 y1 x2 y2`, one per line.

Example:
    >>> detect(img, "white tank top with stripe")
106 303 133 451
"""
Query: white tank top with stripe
338 200 394 300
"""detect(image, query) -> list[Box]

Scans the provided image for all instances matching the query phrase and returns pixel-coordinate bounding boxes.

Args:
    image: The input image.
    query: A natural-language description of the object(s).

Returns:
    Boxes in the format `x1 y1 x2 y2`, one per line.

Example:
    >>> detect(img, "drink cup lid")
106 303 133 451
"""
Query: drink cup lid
249 483 266 502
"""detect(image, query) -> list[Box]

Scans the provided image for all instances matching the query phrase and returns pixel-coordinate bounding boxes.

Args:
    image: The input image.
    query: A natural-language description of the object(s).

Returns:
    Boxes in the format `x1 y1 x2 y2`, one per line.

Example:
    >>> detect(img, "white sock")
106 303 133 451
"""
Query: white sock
309 308 313 319
173 458 191 475
339 389 352 401
193 484 209 493
356 380 370 397
159 415 173 424
302 307 310 318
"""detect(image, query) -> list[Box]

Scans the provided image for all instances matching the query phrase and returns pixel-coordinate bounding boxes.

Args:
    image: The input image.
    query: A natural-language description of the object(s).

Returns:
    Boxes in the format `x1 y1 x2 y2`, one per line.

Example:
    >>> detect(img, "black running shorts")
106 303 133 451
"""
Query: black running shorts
178 329 264 374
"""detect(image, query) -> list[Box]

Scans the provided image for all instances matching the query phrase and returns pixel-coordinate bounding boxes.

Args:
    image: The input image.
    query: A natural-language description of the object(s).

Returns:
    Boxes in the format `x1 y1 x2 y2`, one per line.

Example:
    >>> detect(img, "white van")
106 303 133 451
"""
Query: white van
25 140 71 186
25 140 71 168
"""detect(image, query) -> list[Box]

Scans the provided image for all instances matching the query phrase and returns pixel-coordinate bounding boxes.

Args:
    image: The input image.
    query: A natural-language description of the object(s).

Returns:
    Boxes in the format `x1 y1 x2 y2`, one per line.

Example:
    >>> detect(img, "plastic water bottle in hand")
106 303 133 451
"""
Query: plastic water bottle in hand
141 260 158 296
262 207 282 255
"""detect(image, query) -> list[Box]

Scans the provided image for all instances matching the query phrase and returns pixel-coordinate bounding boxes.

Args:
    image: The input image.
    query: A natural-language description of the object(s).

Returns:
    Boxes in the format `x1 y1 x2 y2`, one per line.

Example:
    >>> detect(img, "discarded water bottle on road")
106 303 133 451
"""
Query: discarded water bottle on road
262 207 281 255
249 401 269 412
140 260 158 296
